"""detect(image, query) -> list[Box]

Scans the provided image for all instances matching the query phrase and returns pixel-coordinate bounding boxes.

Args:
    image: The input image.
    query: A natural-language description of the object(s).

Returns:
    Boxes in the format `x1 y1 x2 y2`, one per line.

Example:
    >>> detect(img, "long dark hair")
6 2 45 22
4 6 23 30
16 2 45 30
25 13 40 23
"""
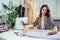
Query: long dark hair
39 4 50 18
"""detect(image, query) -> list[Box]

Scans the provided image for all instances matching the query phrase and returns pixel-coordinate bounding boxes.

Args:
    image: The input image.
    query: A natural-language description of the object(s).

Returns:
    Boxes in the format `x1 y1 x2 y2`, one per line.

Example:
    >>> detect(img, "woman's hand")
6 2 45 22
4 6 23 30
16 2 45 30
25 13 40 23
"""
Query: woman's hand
23 24 34 32
48 31 57 35
48 26 58 35
23 25 29 32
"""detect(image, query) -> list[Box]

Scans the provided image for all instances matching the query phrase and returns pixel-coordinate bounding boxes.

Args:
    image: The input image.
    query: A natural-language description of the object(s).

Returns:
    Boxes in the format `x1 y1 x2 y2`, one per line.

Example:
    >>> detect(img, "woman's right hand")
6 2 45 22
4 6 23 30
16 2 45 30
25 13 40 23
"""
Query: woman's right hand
23 25 29 32
23 24 34 32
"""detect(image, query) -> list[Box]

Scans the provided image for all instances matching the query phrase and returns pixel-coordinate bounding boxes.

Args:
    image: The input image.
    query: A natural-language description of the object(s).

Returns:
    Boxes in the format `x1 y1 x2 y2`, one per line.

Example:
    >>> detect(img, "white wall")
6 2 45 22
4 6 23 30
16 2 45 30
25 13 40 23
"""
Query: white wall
35 0 60 19
0 0 60 19
58 0 60 19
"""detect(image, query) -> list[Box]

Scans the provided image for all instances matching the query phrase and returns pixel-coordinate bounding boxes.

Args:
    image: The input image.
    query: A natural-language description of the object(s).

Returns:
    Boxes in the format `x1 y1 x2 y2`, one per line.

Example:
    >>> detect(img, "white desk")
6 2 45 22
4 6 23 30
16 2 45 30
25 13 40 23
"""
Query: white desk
25 30 60 39
0 30 46 40
0 30 60 40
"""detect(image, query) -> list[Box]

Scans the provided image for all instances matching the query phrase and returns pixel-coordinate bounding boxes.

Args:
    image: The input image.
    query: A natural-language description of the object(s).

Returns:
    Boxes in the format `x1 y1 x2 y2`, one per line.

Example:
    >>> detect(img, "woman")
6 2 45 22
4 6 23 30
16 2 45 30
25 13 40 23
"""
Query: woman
23 4 58 34
24 0 37 24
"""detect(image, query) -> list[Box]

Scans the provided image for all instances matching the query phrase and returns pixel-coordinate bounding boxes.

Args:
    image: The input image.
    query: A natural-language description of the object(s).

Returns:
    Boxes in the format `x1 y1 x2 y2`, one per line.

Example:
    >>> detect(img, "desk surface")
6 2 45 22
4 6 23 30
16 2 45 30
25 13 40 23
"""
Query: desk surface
0 30 60 40
24 30 60 39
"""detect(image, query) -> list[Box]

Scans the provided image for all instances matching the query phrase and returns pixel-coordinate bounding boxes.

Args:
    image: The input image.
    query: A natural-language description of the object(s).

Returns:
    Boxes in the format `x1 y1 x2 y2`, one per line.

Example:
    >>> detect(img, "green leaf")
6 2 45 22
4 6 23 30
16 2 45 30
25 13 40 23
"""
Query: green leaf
0 16 2 18
8 0 14 10
2 3 10 10
2 0 21 29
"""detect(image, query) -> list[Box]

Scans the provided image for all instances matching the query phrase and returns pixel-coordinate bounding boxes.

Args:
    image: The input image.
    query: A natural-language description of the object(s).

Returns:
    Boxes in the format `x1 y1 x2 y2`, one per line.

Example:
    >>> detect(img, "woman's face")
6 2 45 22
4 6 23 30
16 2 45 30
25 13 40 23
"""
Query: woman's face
41 7 47 15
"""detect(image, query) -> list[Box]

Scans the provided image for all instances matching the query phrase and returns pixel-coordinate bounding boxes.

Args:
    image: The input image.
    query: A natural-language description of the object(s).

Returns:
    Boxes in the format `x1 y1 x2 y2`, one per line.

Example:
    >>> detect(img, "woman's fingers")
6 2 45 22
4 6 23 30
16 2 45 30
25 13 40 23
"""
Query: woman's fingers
48 31 57 35
23 25 29 32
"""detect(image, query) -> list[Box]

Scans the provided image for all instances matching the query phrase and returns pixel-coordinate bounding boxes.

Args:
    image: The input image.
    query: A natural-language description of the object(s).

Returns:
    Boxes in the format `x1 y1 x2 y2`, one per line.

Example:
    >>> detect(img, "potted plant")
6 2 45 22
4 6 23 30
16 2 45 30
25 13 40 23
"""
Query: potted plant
2 0 28 29
2 0 18 28
15 5 25 17
15 5 28 29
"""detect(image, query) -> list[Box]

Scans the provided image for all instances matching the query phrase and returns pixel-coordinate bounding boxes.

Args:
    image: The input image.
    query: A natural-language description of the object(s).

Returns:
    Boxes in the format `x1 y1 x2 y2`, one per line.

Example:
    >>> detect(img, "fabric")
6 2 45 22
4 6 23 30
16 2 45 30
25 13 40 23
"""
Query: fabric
33 16 56 30
25 30 60 39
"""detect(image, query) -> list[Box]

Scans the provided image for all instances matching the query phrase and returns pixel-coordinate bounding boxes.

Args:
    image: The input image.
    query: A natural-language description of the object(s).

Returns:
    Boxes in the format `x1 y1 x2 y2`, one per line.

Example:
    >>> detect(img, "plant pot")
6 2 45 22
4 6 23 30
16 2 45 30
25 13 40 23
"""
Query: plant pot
11 23 15 29
14 17 28 29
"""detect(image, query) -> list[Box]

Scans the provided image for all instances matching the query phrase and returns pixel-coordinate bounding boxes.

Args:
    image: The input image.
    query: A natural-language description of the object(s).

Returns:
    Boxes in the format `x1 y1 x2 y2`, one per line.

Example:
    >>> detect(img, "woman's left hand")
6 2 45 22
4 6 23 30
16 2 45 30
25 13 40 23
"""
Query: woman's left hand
48 31 57 35
48 26 58 35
